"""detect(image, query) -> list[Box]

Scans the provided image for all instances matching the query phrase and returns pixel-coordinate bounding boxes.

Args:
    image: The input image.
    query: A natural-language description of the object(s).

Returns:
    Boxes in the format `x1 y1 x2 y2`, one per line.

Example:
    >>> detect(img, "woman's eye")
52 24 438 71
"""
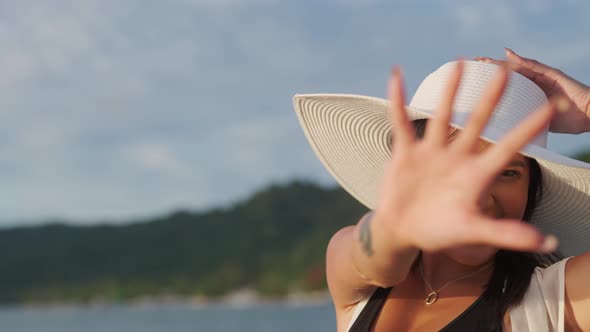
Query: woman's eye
502 170 521 178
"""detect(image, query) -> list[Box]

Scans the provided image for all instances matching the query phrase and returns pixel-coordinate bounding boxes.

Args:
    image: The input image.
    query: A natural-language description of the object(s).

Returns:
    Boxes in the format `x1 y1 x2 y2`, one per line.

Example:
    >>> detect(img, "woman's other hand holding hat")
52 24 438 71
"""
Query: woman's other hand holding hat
475 49 590 134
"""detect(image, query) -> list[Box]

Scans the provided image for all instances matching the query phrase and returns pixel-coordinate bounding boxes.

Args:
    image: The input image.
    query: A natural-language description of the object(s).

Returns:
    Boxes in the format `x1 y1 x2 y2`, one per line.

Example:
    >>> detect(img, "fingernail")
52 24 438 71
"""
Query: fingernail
539 234 559 252
554 97 571 113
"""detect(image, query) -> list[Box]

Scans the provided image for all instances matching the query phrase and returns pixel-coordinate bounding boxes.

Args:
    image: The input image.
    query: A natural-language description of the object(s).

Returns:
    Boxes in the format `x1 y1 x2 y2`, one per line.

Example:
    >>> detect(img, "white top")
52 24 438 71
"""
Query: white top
346 257 573 332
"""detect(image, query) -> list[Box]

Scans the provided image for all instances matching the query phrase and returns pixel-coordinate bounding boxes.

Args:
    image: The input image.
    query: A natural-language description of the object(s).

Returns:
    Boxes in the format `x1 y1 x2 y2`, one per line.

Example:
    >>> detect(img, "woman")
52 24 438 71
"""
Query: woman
293 49 590 331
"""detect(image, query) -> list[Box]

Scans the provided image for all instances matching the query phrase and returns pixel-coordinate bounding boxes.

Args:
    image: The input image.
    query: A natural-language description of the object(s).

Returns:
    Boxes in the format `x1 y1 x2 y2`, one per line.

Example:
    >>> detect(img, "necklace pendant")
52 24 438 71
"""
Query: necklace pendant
425 291 438 305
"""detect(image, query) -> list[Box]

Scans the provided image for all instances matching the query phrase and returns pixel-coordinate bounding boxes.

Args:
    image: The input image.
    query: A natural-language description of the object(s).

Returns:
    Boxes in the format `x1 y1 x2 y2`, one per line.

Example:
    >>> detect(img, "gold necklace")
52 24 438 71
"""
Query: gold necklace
418 261 493 305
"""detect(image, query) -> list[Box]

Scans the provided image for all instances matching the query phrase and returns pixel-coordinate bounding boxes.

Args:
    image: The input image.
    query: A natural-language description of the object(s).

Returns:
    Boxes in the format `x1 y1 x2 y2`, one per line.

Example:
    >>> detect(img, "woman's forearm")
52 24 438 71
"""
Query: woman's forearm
350 211 419 288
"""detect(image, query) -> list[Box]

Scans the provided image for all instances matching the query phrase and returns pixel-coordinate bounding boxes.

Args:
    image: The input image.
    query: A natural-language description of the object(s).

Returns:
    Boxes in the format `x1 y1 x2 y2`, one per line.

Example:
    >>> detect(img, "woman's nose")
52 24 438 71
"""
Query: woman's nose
478 193 496 217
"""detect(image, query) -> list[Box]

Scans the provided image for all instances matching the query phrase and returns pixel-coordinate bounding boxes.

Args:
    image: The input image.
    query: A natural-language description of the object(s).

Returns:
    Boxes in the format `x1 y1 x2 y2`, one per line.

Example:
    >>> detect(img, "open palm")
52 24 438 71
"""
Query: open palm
374 63 559 253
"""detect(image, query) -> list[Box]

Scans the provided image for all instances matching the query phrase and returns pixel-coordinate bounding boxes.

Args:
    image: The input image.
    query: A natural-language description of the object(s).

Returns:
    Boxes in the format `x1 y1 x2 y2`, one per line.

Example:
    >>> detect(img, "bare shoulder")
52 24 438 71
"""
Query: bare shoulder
564 251 590 331
326 226 377 306
326 226 377 331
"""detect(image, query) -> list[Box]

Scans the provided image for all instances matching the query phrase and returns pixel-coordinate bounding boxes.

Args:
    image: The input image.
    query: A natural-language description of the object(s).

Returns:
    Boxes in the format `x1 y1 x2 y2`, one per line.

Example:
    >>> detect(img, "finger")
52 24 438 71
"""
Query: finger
475 57 509 68
474 56 541 82
504 48 562 79
499 50 551 84
477 100 557 178
497 62 557 93
466 217 558 252
474 58 545 86
424 60 464 145
474 56 500 63
474 56 544 82
452 65 510 153
388 67 415 148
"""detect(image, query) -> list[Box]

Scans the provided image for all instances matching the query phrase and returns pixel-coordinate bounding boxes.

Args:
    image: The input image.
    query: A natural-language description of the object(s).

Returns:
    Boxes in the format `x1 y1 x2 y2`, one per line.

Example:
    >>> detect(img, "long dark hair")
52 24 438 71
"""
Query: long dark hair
481 156 563 330
411 119 563 330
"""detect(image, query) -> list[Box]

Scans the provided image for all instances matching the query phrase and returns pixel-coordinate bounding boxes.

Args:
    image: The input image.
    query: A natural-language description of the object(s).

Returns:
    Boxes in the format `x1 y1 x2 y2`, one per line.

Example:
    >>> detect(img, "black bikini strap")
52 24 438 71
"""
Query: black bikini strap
348 287 392 332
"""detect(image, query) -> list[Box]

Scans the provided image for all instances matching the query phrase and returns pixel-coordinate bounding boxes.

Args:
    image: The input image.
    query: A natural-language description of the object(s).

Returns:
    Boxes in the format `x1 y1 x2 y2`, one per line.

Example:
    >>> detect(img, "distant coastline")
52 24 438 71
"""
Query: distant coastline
14 289 332 310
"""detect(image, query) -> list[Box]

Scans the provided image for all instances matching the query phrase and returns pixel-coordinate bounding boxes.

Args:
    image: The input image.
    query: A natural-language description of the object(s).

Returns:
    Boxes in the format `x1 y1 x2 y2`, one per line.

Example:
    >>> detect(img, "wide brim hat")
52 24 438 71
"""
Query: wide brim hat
293 60 590 257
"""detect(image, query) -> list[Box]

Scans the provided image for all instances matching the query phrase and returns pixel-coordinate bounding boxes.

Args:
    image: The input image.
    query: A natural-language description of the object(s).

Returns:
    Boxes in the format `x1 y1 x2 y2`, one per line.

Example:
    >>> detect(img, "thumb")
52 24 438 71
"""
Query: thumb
504 47 522 62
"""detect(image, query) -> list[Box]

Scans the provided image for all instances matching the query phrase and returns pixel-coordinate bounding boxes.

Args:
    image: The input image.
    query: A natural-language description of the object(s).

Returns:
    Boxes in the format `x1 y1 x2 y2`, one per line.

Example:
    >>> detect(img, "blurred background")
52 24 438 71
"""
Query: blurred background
1 1 589 331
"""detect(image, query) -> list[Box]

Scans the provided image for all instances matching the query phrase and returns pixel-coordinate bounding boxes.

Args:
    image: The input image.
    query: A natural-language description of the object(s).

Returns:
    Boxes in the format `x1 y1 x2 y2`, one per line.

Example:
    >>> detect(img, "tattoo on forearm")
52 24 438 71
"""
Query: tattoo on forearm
359 213 374 257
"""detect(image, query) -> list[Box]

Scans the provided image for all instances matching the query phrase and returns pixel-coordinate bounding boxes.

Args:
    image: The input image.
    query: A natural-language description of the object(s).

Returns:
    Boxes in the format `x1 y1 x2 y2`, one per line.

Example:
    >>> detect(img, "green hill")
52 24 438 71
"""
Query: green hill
0 181 366 304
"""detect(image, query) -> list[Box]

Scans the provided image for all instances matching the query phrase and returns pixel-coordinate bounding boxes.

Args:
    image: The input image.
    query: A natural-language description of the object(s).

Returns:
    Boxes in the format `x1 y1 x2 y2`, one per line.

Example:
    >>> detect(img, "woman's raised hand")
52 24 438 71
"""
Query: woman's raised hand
373 62 559 254
476 49 590 134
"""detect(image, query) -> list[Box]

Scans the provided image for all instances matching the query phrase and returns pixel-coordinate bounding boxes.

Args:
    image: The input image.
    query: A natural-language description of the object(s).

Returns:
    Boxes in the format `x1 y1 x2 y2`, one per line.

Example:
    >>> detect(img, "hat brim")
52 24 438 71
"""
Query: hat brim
294 93 590 256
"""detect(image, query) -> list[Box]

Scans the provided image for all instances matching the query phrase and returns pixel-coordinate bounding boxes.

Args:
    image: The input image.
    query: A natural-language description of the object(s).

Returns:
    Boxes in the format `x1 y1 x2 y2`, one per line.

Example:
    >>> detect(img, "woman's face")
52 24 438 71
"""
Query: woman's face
444 140 532 266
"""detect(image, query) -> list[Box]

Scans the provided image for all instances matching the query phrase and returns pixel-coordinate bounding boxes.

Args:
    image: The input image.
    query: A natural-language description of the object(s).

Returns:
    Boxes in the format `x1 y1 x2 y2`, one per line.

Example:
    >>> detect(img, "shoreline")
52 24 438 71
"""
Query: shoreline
3 290 332 310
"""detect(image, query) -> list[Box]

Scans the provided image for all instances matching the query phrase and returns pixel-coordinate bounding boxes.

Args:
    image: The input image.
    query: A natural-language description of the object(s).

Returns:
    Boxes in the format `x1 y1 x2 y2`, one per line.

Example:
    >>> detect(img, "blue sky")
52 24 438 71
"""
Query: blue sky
1 0 590 226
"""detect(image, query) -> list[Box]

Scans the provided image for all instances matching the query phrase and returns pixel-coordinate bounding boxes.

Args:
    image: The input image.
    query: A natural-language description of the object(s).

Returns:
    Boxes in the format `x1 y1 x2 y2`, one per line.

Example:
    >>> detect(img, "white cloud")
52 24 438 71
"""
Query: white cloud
455 6 482 30
452 1 520 40
123 141 190 174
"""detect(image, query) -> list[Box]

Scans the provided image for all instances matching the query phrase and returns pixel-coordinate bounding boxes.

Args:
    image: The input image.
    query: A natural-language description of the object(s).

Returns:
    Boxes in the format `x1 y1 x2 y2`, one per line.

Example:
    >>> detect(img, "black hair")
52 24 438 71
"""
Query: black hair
481 157 563 331
410 119 563 330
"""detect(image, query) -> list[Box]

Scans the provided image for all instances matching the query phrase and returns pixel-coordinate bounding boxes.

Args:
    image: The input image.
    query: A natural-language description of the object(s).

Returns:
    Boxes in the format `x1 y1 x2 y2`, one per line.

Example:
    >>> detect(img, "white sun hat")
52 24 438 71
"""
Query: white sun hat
293 60 590 257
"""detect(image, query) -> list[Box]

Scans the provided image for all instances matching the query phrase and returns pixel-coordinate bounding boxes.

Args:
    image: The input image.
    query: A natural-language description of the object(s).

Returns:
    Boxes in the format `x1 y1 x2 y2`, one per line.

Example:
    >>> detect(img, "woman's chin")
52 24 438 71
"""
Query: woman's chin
445 245 498 266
